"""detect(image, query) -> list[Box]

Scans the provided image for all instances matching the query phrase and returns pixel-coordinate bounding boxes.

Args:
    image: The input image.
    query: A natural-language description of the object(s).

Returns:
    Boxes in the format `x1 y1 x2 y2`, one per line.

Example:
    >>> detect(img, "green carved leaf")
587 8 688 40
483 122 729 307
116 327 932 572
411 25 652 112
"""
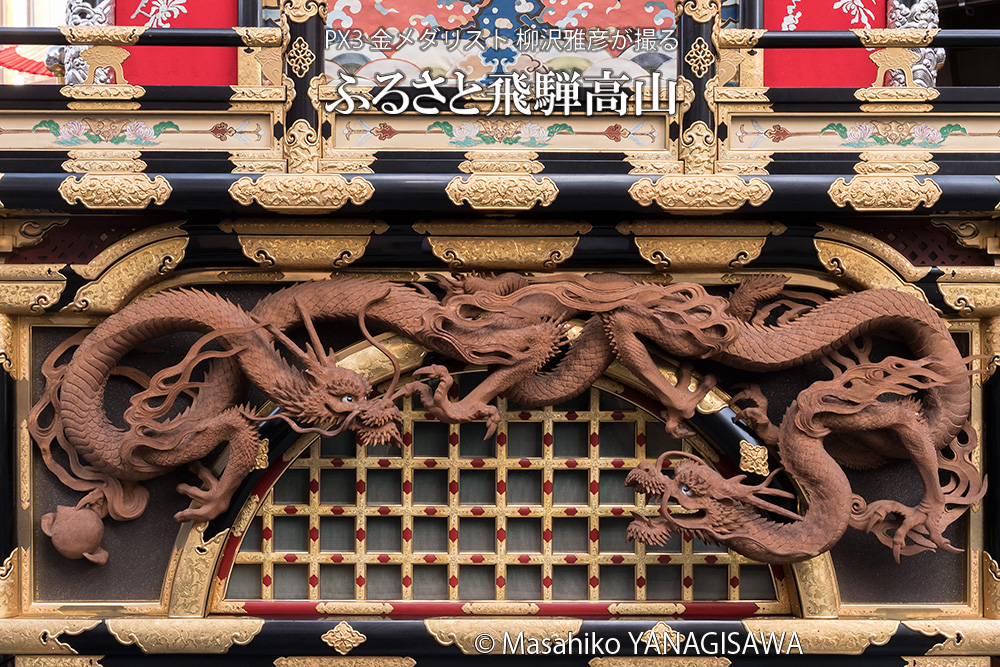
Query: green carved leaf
152 121 180 137
476 133 497 144
428 121 454 137
33 120 60 136
939 124 967 140
820 123 848 139
547 123 574 137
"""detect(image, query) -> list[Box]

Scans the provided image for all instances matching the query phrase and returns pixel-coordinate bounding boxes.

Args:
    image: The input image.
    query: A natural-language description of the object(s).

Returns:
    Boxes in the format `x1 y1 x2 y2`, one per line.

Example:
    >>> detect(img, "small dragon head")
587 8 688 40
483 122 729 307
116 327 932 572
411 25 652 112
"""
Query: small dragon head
625 452 804 553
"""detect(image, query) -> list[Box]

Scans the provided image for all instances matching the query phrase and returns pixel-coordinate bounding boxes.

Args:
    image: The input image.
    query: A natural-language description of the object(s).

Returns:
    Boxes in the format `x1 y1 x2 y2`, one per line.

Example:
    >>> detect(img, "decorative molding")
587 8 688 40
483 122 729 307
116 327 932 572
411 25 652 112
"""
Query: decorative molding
0 216 69 253
629 175 772 214
285 119 321 173
680 121 717 174
853 27 939 47
624 152 683 174
828 175 941 211
714 87 770 103
62 149 146 174
446 175 558 210
229 175 375 213
59 84 145 101
717 28 766 48
59 25 145 45
18 421 30 508
937 284 1000 317
679 0 721 22
321 622 367 655
321 152 378 174
58 174 170 209
0 549 18 618
0 620 101 655
275 659 415 667
0 265 66 314
234 236 375 270
458 152 543 174
854 86 939 103
790 554 841 618
984 551 1000 618
233 27 283 47
742 620 897 654
903 659 990 667
813 239 932 304
282 0 328 22
607 602 684 615
854 151 937 175
684 37 715 78
168 524 229 617
592 659 729 667
903 621 1000 655
932 218 999 261
106 618 264 654
414 221 589 270
66 236 187 313
425 619 582 655
230 86 286 102
287 37 316 78
15 658 105 667
315 602 394 615
631 237 767 271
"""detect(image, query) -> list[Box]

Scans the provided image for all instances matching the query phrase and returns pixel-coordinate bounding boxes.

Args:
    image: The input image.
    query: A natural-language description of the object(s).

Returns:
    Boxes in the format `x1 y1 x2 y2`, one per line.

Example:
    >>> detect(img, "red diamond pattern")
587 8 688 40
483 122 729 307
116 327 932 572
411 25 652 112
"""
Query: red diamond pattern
402 480 412 493
284 506 297 514
611 411 624 421
543 481 552 494
425 459 437 467
497 480 507 493
356 528 366 540
309 575 318 586
262 527 272 540
730 577 740 588
565 555 577 563
683 576 693 588
357 575 366 586
356 480 366 493
496 576 506 587
378 554 389 563
705 555 717 564
543 433 553 446
449 576 459 587
611 555 623 564
612 459 624 468
449 480 459 495
497 433 507 445
566 460 578 468
589 529 600 542
402 432 412 446
519 412 531 420
471 554 484 563
402 576 412 587
472 459 485 468
497 528 507 541
590 433 599 447
331 554 344 562
309 527 319 541
658 555 671 564
611 507 623 516
449 529 459 541
262 575 272 586
565 507 578 516
543 576 552 587
309 479 319 493
378 506 390 515
636 577 646 587
284 554 297 562
566 411 578 420
402 528 412 541
518 555 530 563
424 555 436 563
518 507 530 516
449 433 459 445
519 459 531 468
589 481 600 494
589 576 599 587
542 529 552 542
472 507 484 515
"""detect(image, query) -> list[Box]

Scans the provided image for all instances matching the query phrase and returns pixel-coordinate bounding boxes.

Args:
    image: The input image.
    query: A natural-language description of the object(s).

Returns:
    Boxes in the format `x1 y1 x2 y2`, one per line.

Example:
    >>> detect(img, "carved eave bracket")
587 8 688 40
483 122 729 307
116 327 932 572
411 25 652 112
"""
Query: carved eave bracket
618 220 785 272
413 221 590 271
629 175 773 214
219 219 388 270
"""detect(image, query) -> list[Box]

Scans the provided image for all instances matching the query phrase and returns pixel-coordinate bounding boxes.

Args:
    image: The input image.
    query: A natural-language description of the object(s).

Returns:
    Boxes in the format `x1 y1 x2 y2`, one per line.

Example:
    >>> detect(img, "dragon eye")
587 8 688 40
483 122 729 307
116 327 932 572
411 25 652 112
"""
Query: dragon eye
342 396 354 403
680 484 693 496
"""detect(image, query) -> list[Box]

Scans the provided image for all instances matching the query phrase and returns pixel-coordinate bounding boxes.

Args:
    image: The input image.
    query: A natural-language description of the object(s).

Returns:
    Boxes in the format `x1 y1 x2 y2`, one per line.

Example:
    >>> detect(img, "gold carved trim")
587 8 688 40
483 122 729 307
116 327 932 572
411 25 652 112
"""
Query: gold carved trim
684 37 716 78
18 421 31 510
238 237 374 269
320 152 377 174
742 620 897 654
322 622 367 655
0 265 66 314
314 602 394 615
229 175 375 213
937 284 1000 317
59 25 145 45
717 28 765 48
984 552 1000 619
853 27 939 47
903 621 1000 655
275 660 415 667
426 237 579 271
59 85 145 101
828 175 941 212
739 439 768 475
285 119 321 174
62 150 146 174
425 619 582 655
904 659 990 667
65 236 187 314
932 218 999 259
0 620 101 655
680 121 717 175
790 554 840 618
815 222 931 283
854 151 937 175
624 152 683 175
287 37 316 78
106 618 264 654
814 239 932 305
0 313 13 377
230 86 286 102
459 152 543 174
167 523 229 617
607 602 685 615
446 175 558 210
234 27 283 47
58 174 170 209
16 658 105 667
679 0 721 22
631 237 766 271
0 548 19 618
592 660 730 667
282 0 328 22
629 175 772 214
854 87 940 103
0 216 68 253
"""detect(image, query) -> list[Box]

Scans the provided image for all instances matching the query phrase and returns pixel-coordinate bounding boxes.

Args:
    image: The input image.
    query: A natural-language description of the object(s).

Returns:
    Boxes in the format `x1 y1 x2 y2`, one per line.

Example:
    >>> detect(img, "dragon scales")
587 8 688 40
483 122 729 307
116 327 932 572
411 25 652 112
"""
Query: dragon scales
27 273 982 565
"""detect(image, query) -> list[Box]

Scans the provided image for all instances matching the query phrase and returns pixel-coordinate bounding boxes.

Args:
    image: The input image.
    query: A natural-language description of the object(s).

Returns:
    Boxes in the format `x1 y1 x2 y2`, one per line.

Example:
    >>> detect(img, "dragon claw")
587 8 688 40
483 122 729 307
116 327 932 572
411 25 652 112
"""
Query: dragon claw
174 462 232 523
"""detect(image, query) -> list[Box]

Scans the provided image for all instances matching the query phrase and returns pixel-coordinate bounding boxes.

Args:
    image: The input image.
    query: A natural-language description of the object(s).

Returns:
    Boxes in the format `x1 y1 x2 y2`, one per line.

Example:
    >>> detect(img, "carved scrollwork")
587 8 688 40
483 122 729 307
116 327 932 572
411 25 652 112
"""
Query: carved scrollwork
285 119 322 173
59 84 145 100
679 0 720 22
236 236 374 270
743 620 897 654
0 620 101 654
282 0 328 22
229 174 375 212
0 549 18 618
428 237 579 271
684 37 716 78
59 25 146 45
322 622 367 655
629 175 772 214
717 28 766 48
853 27 939 47
790 555 841 618
426 619 582 655
446 174 558 210
286 37 316 78
680 121 717 175
106 618 265 653
233 27 283 47
58 174 171 209
828 175 941 211
854 86 939 103
168 524 229 617
632 237 767 271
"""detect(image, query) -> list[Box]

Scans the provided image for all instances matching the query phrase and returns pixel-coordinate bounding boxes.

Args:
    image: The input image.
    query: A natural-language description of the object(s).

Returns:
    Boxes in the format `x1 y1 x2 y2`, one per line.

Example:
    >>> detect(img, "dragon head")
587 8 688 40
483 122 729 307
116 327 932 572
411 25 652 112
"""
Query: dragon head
625 451 804 552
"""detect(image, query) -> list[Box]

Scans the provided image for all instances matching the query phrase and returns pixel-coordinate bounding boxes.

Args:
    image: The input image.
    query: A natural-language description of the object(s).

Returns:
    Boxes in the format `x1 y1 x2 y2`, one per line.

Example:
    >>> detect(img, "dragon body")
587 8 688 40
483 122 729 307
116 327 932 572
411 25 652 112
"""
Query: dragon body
29 273 981 565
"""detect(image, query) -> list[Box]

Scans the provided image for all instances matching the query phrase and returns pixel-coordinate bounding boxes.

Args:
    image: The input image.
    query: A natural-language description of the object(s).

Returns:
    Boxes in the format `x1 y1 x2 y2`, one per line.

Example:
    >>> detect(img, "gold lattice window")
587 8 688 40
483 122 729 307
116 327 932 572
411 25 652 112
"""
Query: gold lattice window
213 370 790 616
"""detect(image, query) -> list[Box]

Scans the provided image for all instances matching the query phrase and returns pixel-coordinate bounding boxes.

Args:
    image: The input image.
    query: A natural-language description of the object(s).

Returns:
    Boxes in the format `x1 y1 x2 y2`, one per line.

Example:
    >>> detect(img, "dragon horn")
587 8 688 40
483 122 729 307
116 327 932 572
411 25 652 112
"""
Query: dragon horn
662 451 705 464
294 295 333 365
358 288 402 398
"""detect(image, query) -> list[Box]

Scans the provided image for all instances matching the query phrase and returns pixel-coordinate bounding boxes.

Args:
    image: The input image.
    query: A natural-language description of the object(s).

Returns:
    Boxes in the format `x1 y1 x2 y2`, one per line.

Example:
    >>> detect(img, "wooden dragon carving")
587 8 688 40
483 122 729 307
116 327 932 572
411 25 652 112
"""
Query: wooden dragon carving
28 273 982 566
